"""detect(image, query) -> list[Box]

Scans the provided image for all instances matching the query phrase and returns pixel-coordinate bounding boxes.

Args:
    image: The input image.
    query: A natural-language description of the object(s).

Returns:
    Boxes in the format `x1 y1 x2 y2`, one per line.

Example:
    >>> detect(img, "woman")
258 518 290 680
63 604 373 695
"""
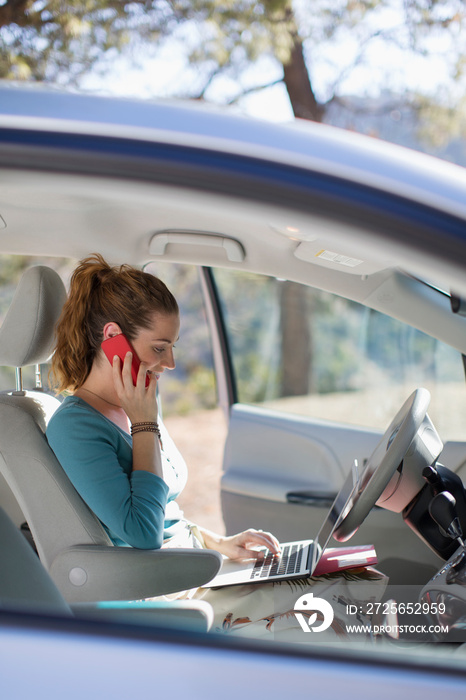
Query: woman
47 253 280 559
47 254 385 639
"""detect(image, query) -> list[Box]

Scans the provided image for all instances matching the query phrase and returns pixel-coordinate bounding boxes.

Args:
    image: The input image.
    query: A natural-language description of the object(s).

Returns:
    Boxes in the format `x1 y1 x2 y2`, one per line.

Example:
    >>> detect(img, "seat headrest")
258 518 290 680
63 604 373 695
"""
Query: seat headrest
0 266 67 367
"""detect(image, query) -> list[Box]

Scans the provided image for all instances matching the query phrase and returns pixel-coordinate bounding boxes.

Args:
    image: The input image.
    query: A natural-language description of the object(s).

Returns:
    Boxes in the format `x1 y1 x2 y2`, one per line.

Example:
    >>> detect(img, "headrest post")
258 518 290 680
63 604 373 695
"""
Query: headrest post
35 363 42 389
15 367 23 392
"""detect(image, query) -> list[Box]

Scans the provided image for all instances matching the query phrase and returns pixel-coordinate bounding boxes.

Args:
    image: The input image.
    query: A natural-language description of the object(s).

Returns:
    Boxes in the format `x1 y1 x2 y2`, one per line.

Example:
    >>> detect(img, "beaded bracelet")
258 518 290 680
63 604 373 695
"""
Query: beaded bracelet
130 421 162 441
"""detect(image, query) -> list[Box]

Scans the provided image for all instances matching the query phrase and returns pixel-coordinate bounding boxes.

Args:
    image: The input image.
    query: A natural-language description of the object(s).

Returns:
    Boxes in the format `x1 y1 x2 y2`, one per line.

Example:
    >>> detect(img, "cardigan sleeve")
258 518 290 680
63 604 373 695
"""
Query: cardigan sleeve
46 405 169 549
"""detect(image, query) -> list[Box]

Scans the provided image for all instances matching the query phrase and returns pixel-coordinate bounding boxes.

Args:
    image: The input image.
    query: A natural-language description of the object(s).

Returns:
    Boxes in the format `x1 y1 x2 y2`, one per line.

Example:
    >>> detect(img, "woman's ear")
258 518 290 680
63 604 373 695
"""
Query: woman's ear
102 322 123 340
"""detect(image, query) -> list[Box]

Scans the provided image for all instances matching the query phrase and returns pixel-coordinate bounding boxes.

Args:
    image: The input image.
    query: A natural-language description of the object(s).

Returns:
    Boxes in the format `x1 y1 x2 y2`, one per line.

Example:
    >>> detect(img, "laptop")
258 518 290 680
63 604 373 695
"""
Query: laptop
203 460 361 588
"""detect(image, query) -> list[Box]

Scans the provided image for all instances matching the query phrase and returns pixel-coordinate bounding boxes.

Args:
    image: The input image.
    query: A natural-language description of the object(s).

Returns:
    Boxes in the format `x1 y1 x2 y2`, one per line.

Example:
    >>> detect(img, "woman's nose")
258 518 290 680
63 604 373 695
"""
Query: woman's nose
162 349 176 370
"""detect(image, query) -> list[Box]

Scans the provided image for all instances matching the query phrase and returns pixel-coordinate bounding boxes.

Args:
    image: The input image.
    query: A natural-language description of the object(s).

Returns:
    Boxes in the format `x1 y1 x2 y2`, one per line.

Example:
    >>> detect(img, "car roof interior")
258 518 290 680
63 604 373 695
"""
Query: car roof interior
0 166 466 356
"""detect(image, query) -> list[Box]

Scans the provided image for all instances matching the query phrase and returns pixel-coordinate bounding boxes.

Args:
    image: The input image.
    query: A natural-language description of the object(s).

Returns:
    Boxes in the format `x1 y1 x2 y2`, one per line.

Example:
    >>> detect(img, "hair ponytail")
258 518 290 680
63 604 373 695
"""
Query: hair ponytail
50 254 178 392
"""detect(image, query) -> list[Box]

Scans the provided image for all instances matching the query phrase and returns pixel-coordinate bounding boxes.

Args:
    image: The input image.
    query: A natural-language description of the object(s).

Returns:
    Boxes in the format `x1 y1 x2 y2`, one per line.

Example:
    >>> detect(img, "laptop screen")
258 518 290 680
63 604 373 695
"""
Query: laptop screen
310 460 360 573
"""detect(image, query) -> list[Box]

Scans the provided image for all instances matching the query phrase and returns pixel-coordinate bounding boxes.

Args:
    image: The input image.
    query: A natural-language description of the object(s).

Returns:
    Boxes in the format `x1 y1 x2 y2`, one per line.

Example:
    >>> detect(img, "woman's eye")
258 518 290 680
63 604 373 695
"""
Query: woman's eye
153 345 175 354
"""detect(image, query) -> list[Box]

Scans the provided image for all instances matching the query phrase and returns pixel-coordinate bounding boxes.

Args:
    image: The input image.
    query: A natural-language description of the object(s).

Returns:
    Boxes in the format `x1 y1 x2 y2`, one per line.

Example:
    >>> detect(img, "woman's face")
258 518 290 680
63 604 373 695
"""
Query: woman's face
131 312 180 380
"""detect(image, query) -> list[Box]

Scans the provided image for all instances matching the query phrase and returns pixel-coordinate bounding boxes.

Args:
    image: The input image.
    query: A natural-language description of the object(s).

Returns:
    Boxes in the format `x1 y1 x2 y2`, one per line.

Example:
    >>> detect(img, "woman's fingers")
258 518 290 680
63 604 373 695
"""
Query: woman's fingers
221 529 281 560
112 354 124 392
121 352 150 391
112 352 158 423
136 359 158 395
146 369 158 397
242 529 280 554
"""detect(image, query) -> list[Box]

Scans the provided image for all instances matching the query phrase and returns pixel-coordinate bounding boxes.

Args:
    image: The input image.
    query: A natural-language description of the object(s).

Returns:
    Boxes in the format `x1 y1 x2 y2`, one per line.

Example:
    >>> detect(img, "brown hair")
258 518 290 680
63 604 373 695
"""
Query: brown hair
50 254 179 392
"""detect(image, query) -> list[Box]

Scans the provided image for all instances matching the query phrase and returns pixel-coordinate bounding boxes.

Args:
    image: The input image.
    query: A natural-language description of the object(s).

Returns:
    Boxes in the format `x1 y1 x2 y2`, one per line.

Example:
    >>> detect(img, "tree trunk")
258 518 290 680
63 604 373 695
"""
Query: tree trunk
0 0 33 29
278 33 319 398
282 37 324 123
280 281 311 396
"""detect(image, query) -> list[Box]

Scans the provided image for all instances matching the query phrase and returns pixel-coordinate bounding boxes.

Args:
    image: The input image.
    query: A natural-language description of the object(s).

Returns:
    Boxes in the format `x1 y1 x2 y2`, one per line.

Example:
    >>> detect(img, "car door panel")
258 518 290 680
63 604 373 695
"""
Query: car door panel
441 442 466 478
221 403 381 500
221 403 444 579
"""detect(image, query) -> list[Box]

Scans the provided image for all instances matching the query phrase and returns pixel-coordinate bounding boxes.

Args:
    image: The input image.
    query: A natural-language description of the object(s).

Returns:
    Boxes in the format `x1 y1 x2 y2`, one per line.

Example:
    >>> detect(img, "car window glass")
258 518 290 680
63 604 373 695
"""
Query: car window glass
213 268 466 441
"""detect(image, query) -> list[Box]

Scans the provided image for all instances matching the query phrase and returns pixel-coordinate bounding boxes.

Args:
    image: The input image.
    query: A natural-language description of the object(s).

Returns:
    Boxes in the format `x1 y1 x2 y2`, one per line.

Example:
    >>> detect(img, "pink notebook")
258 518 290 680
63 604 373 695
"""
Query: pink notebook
313 544 377 576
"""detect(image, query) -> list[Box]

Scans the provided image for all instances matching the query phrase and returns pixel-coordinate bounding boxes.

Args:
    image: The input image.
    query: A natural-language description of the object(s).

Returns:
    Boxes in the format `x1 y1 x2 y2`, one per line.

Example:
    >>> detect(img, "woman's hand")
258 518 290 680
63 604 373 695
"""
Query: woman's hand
200 527 280 561
112 352 158 424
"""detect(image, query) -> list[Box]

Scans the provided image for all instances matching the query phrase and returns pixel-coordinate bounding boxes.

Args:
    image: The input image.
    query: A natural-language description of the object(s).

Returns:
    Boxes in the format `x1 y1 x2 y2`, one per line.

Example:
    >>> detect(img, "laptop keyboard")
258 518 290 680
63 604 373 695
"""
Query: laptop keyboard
250 543 306 581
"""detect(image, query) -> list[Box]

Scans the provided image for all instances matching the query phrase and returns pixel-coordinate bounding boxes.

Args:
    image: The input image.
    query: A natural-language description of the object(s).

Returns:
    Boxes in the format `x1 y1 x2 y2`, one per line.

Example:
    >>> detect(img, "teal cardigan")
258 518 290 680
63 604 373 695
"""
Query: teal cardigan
46 396 187 549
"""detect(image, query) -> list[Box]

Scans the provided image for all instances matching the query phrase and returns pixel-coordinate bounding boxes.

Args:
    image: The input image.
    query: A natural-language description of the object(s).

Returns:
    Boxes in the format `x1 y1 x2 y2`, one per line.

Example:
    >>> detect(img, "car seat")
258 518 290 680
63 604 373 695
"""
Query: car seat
0 265 221 605
0 504 214 630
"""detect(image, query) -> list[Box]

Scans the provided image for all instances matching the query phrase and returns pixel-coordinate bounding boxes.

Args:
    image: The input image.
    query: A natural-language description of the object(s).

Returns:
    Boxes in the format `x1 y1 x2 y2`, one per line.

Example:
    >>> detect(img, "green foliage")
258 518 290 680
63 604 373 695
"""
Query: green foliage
183 0 296 68
213 269 465 410
0 255 39 321
214 268 280 403
160 365 217 416
415 95 466 149
0 0 165 82
0 254 30 285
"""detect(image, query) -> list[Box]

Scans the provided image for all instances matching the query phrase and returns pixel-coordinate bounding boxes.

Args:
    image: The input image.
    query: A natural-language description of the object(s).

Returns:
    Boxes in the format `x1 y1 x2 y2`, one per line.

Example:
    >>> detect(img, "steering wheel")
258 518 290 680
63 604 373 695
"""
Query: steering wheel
333 388 431 542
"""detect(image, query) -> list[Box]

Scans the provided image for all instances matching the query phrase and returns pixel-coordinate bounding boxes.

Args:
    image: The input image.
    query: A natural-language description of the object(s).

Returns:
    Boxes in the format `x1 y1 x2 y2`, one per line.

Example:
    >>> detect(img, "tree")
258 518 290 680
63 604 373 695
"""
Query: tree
279 281 312 396
0 1 170 82
1 2 465 126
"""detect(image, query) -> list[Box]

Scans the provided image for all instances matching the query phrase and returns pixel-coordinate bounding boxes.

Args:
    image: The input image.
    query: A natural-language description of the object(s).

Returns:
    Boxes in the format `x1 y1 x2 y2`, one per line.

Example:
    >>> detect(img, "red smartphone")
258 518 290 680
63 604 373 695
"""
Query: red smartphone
101 334 150 387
